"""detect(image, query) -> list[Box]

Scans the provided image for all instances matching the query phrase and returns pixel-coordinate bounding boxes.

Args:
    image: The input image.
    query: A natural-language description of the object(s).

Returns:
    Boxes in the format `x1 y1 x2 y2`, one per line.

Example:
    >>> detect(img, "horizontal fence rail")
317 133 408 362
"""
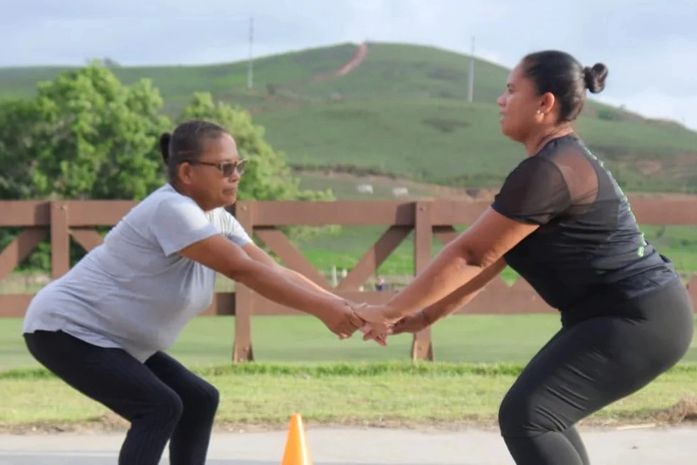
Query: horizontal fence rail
1 196 696 362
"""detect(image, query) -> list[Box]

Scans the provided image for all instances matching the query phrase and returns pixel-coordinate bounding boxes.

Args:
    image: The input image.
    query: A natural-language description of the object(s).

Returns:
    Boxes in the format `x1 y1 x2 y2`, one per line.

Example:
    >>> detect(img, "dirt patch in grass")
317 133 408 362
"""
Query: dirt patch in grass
656 396 697 424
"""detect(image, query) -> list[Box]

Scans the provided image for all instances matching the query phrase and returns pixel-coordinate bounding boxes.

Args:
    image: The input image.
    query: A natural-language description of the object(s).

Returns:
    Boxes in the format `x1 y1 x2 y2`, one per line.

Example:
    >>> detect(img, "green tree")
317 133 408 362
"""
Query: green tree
0 64 171 271
0 99 42 199
178 92 331 201
0 63 170 200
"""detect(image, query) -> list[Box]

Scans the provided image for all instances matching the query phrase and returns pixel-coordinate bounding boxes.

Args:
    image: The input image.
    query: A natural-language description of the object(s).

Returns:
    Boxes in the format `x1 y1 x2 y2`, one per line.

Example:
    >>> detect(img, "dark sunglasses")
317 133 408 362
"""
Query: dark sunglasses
185 159 247 177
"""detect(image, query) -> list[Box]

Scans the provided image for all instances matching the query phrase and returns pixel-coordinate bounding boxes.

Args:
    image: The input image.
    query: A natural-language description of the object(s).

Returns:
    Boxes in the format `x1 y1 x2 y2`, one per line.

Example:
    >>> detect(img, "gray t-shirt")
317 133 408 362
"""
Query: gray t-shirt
23 184 252 362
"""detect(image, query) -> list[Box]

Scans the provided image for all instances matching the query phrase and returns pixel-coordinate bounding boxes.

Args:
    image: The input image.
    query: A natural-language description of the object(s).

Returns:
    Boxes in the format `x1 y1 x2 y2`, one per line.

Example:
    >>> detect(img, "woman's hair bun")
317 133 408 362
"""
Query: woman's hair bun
583 63 608 94
159 132 172 164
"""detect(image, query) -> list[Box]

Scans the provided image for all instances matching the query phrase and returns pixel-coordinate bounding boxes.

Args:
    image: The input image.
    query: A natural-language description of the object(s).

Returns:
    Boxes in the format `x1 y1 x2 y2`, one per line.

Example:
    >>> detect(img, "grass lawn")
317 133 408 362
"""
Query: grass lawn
3 362 695 428
1 315 696 429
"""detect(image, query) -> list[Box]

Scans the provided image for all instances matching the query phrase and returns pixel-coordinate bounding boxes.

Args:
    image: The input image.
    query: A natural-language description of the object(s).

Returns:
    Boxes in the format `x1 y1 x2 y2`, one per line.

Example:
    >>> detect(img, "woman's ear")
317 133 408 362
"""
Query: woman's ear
176 162 194 185
539 92 557 117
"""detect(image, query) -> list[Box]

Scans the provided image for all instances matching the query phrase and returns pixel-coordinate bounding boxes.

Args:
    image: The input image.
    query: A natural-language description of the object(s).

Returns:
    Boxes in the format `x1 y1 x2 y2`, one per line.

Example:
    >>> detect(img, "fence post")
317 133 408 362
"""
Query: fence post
232 201 255 362
50 201 70 279
412 201 434 361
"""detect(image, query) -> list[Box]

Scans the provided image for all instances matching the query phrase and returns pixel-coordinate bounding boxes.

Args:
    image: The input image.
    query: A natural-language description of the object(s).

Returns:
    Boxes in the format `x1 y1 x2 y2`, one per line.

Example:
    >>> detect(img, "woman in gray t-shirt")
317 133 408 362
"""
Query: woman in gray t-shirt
23 120 362 465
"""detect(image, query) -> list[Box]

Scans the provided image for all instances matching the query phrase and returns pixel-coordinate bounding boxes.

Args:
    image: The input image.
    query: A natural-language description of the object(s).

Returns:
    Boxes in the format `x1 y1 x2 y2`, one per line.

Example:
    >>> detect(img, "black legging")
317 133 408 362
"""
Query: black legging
498 281 694 465
24 330 219 465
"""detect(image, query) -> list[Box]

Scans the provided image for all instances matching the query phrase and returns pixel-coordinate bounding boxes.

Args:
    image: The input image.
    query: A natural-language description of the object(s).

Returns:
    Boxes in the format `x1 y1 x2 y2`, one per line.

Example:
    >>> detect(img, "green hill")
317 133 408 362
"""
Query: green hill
1 42 695 193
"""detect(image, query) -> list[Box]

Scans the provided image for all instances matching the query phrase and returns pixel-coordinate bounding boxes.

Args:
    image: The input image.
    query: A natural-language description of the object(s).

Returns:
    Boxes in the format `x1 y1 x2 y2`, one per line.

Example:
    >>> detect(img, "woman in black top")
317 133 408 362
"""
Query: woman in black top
356 50 694 465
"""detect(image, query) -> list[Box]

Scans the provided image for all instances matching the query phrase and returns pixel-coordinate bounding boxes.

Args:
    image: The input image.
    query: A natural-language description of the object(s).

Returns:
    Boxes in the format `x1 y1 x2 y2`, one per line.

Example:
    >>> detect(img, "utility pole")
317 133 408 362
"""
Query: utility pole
467 36 475 103
247 16 254 90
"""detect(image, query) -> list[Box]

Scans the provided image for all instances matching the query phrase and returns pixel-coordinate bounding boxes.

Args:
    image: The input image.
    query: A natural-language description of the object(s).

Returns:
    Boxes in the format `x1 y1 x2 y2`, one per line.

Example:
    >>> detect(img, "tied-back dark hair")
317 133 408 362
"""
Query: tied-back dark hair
522 50 609 122
159 120 228 181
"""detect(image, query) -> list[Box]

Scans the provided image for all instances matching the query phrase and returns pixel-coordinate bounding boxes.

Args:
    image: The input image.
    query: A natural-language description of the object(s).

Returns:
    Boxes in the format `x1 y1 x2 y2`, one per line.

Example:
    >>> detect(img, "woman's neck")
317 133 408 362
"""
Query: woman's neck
169 181 213 212
524 124 574 156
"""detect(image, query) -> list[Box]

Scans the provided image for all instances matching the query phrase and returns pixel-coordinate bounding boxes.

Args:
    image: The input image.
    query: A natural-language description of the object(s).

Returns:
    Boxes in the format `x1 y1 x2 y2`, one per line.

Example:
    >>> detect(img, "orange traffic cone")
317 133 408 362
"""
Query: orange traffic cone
281 413 313 465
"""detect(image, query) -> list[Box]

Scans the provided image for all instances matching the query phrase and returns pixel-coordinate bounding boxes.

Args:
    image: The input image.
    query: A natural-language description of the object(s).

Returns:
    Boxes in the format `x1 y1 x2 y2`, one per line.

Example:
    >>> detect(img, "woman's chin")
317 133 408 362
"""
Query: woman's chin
499 123 516 140
222 191 238 205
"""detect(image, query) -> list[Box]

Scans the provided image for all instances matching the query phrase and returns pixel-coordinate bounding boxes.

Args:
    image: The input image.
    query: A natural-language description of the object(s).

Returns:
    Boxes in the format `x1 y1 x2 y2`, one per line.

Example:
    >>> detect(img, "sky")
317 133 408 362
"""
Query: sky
2 0 696 130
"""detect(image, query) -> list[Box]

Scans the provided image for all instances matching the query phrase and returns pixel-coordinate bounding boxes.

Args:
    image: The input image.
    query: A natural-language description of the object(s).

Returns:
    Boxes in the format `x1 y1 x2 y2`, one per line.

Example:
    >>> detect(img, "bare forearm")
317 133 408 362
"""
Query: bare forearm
422 259 506 324
422 288 483 325
343 208 537 333
241 243 338 300
231 262 343 318
181 237 349 325
283 268 337 298
384 242 487 319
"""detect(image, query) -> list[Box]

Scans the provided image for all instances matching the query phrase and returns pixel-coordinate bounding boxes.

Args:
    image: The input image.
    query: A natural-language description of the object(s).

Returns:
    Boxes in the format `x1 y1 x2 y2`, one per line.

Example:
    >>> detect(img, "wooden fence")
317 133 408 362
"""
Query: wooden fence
1 197 696 362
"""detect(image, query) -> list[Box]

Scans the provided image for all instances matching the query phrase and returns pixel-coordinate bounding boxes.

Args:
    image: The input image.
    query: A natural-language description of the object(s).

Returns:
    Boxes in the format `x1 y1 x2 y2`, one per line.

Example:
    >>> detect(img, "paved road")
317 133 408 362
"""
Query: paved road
1 426 697 464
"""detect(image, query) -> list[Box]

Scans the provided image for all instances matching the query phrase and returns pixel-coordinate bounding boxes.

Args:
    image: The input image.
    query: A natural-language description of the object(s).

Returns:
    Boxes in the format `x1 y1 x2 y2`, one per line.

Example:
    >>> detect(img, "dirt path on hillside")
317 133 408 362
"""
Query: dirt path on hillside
313 42 368 81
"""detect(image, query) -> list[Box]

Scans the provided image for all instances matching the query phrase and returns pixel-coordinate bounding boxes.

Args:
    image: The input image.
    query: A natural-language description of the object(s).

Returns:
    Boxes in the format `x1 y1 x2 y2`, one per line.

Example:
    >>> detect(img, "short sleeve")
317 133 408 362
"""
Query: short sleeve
492 157 571 225
150 197 219 256
215 209 253 247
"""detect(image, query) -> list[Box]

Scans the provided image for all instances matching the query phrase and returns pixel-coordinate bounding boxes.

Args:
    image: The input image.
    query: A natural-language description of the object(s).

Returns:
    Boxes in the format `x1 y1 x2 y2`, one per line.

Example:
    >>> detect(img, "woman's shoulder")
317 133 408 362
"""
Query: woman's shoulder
143 183 186 203
135 184 199 212
119 185 202 230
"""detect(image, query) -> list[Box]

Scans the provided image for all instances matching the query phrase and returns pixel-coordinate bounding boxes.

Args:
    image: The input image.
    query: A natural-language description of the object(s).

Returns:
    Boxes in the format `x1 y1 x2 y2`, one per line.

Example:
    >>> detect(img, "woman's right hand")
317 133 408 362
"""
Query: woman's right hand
319 300 364 339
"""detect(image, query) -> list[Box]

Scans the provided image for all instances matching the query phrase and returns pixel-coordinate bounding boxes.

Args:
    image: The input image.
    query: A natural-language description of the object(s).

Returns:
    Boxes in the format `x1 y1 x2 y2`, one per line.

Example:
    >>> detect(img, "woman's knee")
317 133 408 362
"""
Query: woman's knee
199 382 220 414
184 381 219 418
154 389 185 427
499 390 524 437
498 388 547 437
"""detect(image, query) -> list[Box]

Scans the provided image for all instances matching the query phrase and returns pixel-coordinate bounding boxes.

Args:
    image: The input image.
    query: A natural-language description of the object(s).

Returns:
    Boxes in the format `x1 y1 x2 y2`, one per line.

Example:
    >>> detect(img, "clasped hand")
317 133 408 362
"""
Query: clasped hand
324 300 431 345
